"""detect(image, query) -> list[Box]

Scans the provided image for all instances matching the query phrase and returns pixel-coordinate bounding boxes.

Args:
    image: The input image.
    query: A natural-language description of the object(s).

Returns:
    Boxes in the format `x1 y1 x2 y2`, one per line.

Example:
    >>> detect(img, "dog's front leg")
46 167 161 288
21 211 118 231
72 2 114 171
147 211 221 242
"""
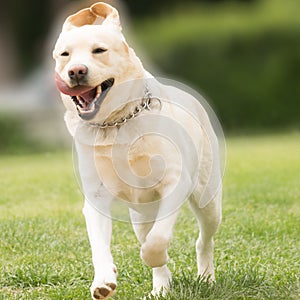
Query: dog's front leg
76 143 117 300
141 211 179 296
83 201 117 300
140 175 191 296
130 208 176 297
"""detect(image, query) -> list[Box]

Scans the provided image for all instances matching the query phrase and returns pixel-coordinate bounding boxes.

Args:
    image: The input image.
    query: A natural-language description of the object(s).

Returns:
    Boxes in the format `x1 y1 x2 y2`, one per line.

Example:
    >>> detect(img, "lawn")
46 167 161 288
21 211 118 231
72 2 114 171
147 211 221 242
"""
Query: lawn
0 133 299 299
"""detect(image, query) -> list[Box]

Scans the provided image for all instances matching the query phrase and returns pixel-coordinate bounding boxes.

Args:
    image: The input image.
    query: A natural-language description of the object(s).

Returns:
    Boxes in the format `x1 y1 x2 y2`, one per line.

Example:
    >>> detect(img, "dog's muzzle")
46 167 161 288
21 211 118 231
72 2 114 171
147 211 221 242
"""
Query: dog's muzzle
55 72 114 120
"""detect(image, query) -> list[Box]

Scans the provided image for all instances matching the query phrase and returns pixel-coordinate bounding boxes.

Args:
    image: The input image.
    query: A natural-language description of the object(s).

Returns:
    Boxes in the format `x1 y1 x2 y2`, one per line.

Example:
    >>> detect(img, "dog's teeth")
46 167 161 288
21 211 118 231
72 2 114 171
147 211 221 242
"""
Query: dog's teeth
96 85 102 98
76 105 82 112
78 97 85 107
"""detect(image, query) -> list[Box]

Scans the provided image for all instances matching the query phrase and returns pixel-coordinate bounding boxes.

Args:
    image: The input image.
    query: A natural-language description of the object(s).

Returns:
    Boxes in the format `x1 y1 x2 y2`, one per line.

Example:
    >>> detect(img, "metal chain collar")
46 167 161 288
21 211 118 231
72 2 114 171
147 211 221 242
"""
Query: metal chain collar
88 87 153 129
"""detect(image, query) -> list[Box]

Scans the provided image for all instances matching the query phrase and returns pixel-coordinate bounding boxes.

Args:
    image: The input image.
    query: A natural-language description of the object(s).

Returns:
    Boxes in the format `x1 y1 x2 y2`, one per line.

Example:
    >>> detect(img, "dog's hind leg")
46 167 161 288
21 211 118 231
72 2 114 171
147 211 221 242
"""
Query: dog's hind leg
189 188 222 281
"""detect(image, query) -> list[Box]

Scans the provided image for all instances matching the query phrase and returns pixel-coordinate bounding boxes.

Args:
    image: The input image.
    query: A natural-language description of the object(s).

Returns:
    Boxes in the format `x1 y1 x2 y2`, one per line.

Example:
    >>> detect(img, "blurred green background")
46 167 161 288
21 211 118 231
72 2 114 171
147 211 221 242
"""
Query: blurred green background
0 0 299 153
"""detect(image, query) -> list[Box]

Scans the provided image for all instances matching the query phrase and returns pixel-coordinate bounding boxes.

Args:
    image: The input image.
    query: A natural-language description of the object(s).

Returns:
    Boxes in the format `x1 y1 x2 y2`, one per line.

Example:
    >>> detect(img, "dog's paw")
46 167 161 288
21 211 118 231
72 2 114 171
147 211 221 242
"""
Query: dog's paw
197 271 215 284
152 265 171 298
92 282 117 300
91 265 117 300
197 263 215 283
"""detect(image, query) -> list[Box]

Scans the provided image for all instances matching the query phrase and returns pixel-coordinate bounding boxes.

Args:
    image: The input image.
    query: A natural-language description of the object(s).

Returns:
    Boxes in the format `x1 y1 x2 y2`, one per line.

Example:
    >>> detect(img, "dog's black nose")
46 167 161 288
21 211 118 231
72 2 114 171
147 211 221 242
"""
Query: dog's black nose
68 64 88 81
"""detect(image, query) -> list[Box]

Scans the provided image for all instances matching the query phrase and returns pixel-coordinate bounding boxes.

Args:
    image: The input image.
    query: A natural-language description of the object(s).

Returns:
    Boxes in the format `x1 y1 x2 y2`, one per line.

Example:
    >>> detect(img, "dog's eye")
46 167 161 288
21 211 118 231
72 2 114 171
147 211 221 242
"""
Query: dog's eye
92 48 107 54
60 51 69 57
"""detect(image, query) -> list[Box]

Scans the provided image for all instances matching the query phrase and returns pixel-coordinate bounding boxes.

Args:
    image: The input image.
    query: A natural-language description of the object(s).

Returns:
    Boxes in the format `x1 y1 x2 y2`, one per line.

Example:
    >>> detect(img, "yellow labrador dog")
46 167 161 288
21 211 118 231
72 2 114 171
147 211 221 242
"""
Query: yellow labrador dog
53 2 222 299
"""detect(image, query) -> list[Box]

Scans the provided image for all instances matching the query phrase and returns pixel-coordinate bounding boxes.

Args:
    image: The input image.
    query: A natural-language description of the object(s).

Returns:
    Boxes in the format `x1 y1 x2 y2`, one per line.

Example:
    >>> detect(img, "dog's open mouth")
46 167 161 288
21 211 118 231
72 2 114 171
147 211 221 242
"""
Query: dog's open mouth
70 78 114 120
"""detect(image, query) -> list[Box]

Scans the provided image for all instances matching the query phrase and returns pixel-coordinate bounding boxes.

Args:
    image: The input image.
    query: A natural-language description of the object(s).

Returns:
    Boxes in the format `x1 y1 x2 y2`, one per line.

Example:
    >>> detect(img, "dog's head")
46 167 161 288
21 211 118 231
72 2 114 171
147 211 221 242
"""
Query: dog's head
53 2 144 120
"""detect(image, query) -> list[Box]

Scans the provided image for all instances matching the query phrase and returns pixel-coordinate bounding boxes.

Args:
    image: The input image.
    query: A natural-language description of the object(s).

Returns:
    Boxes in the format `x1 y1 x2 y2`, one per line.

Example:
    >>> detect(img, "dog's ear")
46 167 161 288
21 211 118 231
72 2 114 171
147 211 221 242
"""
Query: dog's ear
62 8 97 31
62 2 121 31
91 2 121 29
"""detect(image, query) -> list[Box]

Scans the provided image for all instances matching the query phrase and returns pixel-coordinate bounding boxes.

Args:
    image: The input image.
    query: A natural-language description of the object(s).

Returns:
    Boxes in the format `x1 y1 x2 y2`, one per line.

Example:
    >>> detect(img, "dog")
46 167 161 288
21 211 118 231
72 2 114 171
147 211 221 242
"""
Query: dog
53 2 222 299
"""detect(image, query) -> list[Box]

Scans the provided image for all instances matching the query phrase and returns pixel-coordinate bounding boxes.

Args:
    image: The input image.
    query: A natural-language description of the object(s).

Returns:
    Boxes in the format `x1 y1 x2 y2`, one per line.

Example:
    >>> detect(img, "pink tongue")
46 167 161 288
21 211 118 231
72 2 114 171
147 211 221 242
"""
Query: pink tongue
55 72 95 97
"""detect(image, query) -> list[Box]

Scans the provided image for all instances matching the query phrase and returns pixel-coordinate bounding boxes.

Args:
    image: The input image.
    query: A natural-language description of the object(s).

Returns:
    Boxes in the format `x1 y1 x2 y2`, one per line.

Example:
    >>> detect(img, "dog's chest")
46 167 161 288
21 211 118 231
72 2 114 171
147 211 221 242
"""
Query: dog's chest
93 135 181 203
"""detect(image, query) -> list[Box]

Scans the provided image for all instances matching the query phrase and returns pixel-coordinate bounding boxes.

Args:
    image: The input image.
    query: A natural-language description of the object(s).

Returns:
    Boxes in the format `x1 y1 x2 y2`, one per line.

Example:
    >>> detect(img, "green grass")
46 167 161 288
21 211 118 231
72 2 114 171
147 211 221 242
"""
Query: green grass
1 133 300 299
